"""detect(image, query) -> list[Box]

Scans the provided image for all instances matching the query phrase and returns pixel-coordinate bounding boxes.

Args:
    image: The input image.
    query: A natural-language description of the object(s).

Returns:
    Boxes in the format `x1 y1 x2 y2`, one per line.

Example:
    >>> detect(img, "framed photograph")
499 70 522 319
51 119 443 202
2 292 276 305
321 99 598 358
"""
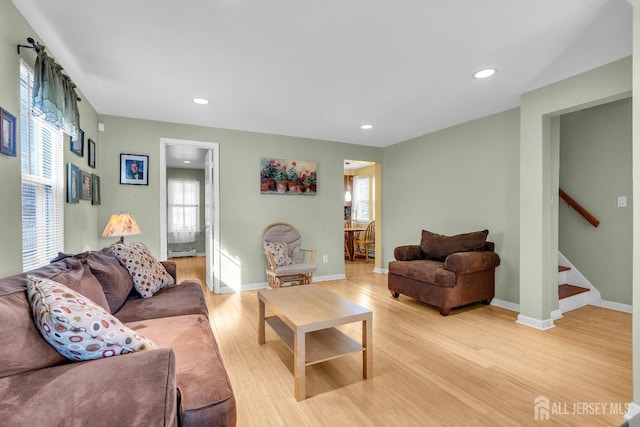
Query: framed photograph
80 170 92 201
91 174 101 205
0 108 17 157
260 158 317 195
88 139 96 168
67 163 80 203
70 129 84 156
120 153 149 185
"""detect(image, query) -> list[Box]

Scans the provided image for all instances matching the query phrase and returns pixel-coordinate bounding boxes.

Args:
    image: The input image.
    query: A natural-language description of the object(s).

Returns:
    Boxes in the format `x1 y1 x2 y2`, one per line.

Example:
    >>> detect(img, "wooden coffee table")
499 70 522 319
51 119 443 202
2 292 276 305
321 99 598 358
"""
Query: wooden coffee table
257 284 373 401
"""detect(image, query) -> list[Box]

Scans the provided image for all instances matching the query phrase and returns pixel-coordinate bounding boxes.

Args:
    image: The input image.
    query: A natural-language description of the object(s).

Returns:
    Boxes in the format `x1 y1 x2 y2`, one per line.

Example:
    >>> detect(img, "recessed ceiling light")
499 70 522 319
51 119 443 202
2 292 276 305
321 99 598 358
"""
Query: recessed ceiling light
192 97 210 105
183 160 191 164
360 124 373 130
473 68 496 79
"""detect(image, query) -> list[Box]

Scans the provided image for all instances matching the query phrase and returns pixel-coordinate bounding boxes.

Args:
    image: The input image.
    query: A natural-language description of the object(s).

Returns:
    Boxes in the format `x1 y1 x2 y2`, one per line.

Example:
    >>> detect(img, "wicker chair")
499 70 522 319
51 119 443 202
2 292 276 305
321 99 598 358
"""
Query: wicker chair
263 222 317 288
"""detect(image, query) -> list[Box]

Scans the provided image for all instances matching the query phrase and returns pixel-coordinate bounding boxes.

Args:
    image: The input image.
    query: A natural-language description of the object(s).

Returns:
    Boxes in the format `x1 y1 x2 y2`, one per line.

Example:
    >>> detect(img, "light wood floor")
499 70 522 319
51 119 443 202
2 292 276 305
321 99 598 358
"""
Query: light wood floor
173 257 632 426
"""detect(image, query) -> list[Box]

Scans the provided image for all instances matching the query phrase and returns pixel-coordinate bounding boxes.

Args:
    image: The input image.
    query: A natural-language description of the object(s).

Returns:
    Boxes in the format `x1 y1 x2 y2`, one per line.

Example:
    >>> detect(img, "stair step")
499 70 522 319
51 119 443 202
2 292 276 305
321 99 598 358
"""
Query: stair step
558 265 571 272
559 284 589 299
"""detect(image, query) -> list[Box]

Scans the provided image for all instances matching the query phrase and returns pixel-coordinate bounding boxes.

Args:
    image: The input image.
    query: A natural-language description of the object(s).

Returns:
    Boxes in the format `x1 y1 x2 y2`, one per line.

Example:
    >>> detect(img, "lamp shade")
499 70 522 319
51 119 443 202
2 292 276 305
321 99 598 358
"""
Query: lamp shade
102 213 142 242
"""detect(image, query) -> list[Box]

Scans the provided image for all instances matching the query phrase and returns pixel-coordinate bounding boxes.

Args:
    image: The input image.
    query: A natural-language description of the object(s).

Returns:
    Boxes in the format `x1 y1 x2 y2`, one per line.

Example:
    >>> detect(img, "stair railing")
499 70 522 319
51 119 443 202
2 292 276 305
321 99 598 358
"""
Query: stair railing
559 188 600 228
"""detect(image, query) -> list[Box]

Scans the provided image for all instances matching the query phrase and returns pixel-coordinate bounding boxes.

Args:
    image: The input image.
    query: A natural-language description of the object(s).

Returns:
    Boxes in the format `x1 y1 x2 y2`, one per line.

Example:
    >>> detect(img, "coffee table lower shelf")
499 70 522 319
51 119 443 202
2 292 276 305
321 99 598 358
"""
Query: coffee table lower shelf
265 316 364 365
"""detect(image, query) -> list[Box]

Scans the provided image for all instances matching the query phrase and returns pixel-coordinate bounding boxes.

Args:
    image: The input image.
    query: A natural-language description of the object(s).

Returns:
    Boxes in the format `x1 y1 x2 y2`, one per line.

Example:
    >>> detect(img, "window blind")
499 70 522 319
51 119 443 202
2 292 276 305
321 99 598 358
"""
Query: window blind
353 176 371 222
20 59 64 271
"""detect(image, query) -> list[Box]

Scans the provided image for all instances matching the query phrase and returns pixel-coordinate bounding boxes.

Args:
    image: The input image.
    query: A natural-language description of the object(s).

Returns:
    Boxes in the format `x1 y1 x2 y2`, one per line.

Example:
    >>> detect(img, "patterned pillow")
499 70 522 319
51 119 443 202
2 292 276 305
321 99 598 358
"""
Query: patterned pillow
26 275 157 361
110 242 175 298
264 241 293 267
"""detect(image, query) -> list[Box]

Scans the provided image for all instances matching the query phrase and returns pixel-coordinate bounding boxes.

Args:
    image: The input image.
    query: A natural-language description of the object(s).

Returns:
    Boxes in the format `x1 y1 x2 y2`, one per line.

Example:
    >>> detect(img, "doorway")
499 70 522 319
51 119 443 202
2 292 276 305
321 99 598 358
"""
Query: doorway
344 159 379 271
159 138 221 293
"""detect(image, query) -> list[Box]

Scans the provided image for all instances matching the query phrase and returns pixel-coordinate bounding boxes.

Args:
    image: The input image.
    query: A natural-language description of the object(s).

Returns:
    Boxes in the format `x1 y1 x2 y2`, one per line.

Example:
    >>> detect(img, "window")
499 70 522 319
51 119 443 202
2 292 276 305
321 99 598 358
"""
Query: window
353 175 374 222
20 59 64 271
167 179 200 243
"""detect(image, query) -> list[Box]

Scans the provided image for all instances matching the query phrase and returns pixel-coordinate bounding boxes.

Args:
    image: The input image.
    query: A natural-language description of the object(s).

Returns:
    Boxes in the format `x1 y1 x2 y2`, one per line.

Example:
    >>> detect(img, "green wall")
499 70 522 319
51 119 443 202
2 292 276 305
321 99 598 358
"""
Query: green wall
0 0 100 278
96 115 381 288
382 108 521 304
166 167 206 255
559 98 632 304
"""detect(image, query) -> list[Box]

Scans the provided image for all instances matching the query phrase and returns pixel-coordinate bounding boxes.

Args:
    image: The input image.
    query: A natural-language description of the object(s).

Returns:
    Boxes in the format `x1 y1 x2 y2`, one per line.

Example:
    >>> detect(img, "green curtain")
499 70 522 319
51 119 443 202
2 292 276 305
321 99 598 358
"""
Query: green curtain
32 46 80 140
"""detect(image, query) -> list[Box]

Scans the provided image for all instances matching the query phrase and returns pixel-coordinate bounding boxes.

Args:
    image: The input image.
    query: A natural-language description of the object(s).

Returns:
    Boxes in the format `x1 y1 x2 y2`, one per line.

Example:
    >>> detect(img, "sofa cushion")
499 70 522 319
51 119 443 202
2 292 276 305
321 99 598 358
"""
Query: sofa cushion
114 280 208 323
50 260 110 312
110 242 175 298
388 260 456 287
264 241 293 267
126 314 237 426
420 229 489 261
27 276 157 361
78 248 134 313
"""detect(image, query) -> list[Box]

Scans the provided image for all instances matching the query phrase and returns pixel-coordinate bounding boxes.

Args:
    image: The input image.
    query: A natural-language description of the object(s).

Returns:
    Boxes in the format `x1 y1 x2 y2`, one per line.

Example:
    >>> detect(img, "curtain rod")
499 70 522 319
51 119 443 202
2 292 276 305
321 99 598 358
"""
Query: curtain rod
16 37 42 55
16 37 82 102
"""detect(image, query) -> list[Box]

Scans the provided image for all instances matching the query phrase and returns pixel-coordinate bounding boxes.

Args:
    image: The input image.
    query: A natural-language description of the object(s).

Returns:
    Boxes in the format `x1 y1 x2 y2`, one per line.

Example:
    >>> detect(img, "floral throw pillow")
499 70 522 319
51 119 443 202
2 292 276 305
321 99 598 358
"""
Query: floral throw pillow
26 275 157 361
264 241 293 267
110 242 175 298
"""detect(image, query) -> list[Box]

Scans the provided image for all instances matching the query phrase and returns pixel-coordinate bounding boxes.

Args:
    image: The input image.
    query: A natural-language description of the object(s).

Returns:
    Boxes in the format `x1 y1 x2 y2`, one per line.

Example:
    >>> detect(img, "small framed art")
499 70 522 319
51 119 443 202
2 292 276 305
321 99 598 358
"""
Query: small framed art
80 170 92 201
70 129 84 156
120 153 149 185
67 163 80 203
91 174 101 205
88 139 96 168
0 108 17 157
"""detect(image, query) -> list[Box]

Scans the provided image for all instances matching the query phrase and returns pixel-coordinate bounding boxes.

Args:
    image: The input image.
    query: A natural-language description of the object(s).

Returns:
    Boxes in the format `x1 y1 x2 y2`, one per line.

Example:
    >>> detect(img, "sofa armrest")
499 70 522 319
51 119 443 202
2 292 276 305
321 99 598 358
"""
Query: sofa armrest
444 251 500 274
161 261 177 282
394 245 424 261
0 348 178 426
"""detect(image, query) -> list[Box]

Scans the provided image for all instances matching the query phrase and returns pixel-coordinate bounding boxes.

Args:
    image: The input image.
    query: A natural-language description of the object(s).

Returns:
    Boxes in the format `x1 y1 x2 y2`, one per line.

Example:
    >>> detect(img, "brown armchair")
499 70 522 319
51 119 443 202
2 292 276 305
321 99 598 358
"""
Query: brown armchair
388 229 500 316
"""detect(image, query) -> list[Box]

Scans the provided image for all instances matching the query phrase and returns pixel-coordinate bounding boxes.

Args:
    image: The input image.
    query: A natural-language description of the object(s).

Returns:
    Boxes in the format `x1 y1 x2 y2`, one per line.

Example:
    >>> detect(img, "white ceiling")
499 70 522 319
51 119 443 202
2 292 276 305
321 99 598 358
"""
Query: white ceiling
12 0 632 149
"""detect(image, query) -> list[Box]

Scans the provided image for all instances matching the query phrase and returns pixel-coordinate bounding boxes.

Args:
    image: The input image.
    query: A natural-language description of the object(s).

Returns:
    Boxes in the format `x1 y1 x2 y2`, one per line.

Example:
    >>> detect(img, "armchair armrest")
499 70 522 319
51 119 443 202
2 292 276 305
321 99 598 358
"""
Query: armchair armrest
394 245 424 261
444 251 500 274
301 248 316 265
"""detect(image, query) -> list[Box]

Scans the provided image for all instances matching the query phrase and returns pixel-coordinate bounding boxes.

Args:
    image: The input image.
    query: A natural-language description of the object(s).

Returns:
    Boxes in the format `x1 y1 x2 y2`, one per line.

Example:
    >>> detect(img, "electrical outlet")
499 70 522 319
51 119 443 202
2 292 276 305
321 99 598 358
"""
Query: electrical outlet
617 196 627 207
322 255 328 263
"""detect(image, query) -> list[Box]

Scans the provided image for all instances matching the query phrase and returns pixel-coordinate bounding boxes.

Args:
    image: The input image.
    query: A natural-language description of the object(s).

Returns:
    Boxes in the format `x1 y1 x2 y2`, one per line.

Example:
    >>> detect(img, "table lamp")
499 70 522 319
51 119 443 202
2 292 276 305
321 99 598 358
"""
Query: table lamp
102 213 142 243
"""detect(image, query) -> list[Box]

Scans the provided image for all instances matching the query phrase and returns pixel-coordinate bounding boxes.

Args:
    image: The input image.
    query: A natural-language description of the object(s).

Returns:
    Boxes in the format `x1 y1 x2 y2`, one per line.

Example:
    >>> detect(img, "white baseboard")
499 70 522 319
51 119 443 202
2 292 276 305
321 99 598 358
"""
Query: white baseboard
313 273 347 282
625 402 640 421
377 267 389 274
599 299 633 314
516 314 556 330
490 298 519 312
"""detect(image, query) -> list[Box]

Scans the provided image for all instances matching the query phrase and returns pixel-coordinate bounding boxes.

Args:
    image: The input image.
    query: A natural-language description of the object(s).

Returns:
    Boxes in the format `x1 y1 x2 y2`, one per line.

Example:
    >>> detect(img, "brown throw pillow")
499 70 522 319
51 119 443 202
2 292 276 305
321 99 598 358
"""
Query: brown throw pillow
420 229 489 261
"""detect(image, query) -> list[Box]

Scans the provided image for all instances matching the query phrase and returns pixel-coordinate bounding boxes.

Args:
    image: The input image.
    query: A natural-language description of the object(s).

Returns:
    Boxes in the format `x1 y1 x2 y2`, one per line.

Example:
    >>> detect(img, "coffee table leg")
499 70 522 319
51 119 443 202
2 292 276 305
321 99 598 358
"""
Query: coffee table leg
258 299 265 345
363 316 372 378
294 330 305 401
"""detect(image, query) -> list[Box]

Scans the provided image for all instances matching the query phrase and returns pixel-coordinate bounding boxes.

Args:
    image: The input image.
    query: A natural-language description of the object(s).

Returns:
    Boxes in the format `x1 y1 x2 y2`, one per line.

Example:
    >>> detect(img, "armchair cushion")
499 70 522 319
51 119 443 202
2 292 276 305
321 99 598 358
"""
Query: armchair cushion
264 241 293 267
420 229 489 261
273 263 317 275
444 251 501 274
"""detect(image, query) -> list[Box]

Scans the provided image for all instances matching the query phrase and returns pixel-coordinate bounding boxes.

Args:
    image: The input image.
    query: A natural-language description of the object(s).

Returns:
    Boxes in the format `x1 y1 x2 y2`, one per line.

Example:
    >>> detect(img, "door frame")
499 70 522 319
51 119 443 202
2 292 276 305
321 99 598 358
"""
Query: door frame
159 137 221 293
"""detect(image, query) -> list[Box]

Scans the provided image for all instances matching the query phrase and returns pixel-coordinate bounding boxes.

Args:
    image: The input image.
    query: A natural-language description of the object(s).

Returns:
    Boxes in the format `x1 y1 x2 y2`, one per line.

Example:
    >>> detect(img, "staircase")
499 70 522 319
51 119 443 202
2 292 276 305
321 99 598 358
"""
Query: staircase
557 253 600 313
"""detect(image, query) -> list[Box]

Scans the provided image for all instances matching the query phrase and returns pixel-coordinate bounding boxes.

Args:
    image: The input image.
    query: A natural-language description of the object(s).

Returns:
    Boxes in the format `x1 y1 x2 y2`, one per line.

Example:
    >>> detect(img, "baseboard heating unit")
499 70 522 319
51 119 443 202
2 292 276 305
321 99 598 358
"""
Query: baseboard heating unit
168 249 197 258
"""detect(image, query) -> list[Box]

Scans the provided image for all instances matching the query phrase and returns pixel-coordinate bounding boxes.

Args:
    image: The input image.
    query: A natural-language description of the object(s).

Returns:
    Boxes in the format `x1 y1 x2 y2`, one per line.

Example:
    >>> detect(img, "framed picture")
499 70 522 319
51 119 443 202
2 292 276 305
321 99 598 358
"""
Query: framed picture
67 163 80 203
70 129 84 156
80 170 92 201
91 174 101 205
260 158 317 195
88 139 96 168
0 108 17 157
120 153 149 185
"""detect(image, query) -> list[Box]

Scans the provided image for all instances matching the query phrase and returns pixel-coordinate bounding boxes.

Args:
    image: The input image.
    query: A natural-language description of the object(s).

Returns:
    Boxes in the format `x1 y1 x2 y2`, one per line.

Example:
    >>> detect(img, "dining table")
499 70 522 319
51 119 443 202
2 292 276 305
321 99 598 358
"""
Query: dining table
344 227 366 261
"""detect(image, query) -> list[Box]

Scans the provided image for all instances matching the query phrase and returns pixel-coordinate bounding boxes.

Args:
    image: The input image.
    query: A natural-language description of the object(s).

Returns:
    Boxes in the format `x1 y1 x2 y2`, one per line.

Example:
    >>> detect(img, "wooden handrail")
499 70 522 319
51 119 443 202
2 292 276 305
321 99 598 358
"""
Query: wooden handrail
559 188 599 228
